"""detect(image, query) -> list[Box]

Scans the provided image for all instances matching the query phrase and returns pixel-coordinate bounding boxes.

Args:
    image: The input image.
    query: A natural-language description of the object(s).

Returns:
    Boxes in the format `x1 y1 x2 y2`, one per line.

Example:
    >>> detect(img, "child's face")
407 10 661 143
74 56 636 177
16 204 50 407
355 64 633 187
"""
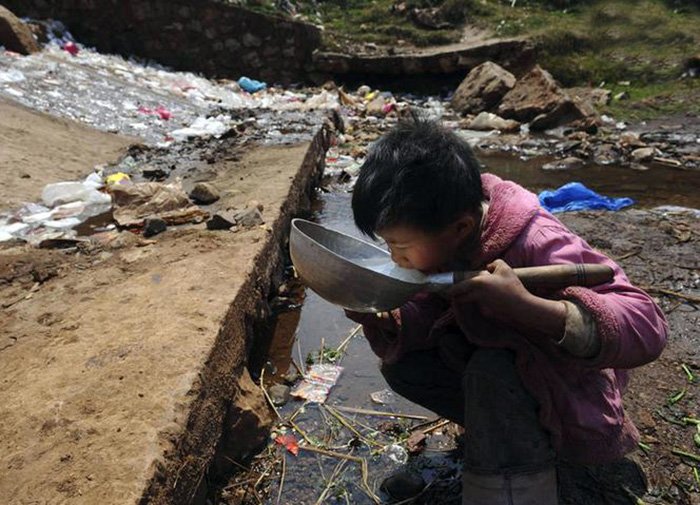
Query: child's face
378 214 477 274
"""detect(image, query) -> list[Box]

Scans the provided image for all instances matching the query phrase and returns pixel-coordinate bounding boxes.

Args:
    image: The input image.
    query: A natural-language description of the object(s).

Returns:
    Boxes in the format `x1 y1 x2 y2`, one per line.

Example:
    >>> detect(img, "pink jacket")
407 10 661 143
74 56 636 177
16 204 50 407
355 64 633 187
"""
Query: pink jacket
352 174 668 464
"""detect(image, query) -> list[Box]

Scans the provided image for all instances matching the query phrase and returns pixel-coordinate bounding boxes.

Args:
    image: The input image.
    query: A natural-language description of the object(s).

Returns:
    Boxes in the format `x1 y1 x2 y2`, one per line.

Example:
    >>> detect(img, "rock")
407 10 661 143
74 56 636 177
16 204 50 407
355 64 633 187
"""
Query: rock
542 157 585 171
380 471 426 501
451 62 516 115
0 6 40 55
467 111 520 132
409 7 453 30
234 207 264 228
529 95 598 131
567 87 611 107
189 182 220 204
268 384 290 406
143 218 167 238
683 53 700 78
497 65 598 130
630 147 657 163
206 210 237 231
592 143 621 165
247 199 264 212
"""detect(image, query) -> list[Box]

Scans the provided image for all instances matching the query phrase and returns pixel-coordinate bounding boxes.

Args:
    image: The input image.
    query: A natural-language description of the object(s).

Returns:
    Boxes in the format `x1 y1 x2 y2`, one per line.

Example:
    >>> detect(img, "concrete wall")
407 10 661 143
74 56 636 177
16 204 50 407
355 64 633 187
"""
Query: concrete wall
4 0 322 84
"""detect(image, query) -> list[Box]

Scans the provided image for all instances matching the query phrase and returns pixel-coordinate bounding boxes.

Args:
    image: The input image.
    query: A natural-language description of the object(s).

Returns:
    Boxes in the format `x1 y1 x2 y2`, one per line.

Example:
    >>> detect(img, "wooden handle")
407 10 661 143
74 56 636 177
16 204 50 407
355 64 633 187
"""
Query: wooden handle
453 264 614 290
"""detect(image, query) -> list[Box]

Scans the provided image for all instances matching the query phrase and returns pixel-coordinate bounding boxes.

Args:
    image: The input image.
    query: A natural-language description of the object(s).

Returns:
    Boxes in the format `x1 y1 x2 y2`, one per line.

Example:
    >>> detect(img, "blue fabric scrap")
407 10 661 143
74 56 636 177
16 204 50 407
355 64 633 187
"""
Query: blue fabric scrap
538 182 634 213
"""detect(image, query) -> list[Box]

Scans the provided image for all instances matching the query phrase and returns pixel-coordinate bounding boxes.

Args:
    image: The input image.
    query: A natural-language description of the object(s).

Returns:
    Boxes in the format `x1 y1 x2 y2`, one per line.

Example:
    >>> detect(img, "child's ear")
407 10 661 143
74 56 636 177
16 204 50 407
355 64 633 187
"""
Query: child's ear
454 212 478 240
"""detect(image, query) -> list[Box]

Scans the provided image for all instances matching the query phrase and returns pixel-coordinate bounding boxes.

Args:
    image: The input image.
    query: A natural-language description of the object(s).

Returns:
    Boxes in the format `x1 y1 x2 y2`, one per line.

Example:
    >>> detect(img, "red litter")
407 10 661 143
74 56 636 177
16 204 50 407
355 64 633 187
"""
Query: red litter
274 434 299 456
63 41 79 56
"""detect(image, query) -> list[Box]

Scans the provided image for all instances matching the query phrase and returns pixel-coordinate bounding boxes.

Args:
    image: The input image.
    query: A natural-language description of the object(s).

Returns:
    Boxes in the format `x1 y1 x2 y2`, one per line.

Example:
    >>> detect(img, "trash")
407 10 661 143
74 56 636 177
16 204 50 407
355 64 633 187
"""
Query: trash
467 111 520 132
0 68 25 83
62 41 79 56
274 433 299 456
290 364 343 403
170 115 231 141
406 431 427 454
105 172 131 186
138 105 172 120
370 389 397 405
541 156 585 171
538 182 634 213
110 181 209 227
238 76 267 93
383 444 408 465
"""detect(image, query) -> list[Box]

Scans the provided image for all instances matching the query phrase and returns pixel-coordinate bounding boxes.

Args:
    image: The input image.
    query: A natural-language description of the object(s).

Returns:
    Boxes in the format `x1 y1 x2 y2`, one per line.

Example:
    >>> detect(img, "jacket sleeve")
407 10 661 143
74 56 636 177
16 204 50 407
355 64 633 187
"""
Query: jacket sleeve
345 292 450 364
519 217 668 370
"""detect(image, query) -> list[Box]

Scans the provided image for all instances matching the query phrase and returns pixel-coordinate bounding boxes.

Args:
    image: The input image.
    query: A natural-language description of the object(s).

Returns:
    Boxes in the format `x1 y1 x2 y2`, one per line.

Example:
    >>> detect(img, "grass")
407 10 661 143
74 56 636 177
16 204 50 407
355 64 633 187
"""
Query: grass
240 0 700 120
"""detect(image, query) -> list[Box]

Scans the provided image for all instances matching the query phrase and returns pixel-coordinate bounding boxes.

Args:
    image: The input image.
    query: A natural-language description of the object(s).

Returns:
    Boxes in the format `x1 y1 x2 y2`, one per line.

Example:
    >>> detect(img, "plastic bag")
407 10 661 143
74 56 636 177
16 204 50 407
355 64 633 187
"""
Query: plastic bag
237 76 267 93
538 182 634 213
290 364 343 403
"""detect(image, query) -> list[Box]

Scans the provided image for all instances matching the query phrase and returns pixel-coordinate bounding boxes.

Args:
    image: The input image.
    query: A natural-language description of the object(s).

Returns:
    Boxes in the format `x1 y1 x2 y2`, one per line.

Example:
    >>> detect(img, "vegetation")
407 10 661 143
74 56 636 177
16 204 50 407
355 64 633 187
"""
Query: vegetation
244 0 700 120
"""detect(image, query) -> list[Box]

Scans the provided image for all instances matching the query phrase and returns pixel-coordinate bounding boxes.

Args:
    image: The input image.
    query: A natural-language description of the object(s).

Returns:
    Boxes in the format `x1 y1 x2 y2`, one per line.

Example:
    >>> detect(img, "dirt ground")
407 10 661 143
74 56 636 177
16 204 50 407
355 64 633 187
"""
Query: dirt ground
0 99 329 503
0 98 137 209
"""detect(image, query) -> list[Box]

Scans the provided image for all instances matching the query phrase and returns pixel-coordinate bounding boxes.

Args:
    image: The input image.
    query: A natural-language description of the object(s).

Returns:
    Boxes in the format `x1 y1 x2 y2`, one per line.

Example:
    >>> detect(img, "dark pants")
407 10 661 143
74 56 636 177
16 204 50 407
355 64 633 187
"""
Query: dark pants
381 334 556 474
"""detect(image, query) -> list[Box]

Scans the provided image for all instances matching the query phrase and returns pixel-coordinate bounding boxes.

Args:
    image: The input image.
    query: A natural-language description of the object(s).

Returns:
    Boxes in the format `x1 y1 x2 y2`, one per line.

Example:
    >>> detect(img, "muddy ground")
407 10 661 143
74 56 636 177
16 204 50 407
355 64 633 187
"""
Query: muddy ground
0 96 331 504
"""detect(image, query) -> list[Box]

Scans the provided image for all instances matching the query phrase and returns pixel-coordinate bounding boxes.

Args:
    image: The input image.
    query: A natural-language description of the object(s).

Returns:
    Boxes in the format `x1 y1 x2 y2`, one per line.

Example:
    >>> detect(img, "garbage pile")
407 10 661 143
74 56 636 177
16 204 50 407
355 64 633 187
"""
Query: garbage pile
0 20 339 145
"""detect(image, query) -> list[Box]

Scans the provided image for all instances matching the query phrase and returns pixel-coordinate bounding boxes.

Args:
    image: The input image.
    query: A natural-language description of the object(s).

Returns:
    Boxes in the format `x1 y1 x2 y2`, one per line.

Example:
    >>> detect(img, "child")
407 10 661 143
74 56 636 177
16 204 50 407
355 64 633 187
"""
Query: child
346 119 667 505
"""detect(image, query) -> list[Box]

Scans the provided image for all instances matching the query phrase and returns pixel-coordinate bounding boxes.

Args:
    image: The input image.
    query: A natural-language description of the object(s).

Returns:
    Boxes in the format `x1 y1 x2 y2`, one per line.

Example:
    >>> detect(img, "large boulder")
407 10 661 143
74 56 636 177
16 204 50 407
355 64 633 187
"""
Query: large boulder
498 65 598 130
0 5 40 55
497 65 568 122
451 62 516 115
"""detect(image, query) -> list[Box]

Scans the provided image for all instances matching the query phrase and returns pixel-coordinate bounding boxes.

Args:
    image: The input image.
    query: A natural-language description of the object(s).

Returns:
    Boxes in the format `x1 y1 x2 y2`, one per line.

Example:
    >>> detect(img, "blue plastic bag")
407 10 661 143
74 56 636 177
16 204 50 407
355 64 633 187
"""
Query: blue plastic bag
538 182 634 213
237 76 267 93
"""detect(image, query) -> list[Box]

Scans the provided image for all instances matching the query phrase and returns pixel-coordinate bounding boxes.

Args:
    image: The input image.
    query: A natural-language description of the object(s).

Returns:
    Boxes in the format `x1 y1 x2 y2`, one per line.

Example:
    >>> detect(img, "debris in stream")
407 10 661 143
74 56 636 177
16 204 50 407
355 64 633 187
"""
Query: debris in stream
538 182 635 213
290 364 343 403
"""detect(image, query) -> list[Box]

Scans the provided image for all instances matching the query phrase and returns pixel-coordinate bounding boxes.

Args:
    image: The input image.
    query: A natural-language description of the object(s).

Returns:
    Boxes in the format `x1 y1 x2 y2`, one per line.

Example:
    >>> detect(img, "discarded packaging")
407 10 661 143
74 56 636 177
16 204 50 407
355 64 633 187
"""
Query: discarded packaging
238 76 267 93
538 182 634 213
383 444 409 465
110 181 209 227
290 364 343 403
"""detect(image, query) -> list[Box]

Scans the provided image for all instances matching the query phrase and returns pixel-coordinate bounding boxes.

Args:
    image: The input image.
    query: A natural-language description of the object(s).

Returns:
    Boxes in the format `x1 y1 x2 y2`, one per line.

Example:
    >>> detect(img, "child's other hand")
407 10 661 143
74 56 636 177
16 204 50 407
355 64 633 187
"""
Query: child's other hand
446 259 532 324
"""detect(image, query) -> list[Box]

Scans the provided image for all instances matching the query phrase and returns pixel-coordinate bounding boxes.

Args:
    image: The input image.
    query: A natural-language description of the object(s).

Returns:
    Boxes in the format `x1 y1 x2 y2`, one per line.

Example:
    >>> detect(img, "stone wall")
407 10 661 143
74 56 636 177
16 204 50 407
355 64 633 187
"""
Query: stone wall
3 0 322 84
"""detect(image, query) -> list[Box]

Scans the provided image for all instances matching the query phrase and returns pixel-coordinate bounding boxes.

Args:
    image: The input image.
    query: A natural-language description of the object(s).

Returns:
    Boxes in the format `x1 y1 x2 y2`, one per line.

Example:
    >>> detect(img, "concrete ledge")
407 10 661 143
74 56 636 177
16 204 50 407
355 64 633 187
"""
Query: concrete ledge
313 38 534 78
0 127 331 504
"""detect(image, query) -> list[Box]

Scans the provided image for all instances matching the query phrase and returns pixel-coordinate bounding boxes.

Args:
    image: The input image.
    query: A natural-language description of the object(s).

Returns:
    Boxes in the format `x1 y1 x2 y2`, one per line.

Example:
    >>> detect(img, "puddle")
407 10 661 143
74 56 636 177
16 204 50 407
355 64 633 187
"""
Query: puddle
481 152 700 210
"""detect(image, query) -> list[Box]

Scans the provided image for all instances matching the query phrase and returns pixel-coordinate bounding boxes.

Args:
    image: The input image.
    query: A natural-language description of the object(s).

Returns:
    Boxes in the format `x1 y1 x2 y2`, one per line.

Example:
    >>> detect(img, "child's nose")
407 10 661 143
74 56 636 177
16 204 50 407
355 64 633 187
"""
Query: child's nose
390 250 411 269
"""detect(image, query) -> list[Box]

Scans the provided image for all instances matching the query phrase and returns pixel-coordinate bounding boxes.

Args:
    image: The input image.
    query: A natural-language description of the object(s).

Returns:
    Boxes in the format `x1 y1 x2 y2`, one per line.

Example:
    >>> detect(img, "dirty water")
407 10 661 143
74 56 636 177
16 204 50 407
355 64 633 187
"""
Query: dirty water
481 152 700 210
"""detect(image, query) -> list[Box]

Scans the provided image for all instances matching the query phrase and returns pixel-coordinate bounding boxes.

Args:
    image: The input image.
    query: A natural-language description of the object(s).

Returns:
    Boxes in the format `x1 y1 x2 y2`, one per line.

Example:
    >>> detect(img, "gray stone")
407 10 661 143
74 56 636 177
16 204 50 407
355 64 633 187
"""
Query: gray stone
189 183 220 205
542 157 585 171
380 471 426 501
451 62 516 115
0 5 40 55
143 218 167 238
630 147 657 163
234 208 264 228
206 211 237 231
224 38 241 51
268 384 290 406
242 33 262 48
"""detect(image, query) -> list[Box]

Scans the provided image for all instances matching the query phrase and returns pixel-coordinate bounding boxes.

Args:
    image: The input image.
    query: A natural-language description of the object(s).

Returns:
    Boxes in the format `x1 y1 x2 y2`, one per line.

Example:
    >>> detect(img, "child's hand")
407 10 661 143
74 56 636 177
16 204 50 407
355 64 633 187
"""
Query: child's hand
446 259 533 324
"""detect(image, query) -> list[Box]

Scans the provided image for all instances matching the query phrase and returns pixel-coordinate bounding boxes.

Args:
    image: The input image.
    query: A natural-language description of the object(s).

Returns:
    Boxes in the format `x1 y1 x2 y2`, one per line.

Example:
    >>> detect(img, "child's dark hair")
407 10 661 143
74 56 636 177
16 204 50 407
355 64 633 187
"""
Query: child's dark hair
352 118 483 239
